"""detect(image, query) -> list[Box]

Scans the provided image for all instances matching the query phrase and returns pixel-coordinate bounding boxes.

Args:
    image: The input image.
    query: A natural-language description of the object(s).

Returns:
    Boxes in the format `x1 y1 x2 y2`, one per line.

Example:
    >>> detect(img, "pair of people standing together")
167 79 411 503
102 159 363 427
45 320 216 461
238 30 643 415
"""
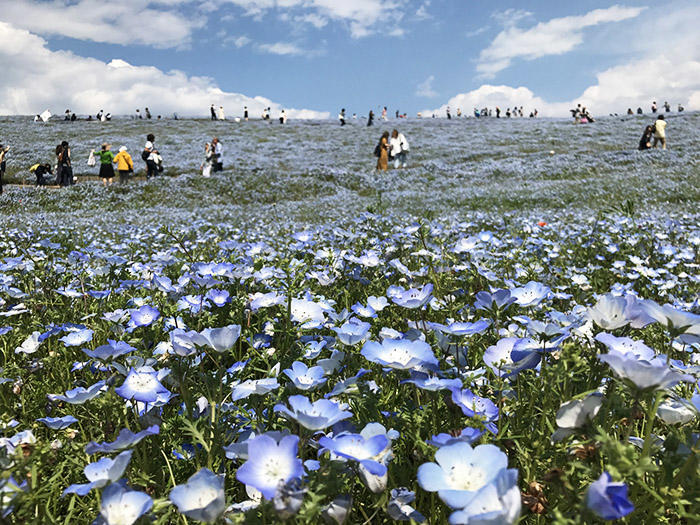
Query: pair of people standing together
375 129 410 171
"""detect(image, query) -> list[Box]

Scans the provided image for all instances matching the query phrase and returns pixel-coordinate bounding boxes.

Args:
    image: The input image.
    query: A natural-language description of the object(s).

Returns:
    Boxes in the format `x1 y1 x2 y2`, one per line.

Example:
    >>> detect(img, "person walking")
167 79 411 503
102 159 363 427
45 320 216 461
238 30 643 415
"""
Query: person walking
56 141 73 186
114 146 134 184
652 114 667 149
142 134 158 179
339 108 346 126
279 109 287 124
367 110 374 127
0 144 8 195
375 131 389 172
651 101 657 114
145 107 152 119
210 104 217 120
244 106 249 121
389 129 410 169
93 143 116 186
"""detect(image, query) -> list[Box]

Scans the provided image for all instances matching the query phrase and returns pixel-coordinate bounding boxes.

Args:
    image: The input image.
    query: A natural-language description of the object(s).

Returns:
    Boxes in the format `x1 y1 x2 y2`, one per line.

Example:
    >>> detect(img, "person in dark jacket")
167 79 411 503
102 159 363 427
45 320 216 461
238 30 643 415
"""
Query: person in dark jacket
0 144 8 194
638 125 653 150
56 141 73 186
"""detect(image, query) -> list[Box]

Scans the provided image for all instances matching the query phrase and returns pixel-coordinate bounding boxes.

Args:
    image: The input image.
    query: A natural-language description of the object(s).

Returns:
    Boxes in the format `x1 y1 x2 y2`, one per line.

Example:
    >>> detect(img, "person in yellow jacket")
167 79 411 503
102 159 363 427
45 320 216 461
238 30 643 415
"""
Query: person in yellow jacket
113 146 133 184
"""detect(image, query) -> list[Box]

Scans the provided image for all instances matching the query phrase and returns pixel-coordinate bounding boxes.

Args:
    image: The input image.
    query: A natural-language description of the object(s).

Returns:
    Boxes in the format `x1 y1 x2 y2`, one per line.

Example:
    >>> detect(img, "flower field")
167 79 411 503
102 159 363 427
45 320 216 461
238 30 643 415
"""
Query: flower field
0 114 698 524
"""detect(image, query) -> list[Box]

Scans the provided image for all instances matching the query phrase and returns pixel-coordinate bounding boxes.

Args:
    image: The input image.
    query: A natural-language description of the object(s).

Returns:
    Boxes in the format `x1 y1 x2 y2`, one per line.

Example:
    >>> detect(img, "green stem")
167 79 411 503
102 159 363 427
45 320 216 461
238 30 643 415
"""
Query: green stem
641 391 664 457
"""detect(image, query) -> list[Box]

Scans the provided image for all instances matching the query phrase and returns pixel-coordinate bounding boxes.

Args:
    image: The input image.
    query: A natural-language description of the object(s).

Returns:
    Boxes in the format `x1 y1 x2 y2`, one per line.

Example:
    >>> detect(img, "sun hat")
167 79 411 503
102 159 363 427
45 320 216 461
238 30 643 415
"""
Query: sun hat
119 146 127 152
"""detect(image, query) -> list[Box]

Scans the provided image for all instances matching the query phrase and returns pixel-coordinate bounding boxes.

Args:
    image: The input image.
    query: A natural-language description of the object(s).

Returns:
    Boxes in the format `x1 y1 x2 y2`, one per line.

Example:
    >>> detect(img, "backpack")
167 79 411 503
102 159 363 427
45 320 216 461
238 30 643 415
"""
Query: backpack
141 150 150 161
373 143 381 158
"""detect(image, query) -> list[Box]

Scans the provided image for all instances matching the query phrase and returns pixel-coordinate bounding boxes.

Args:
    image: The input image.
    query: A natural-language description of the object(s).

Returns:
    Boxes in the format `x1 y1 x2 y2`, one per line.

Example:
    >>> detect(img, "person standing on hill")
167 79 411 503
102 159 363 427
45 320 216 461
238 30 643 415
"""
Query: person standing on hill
210 105 217 120
0 144 8 195
367 110 374 127
93 143 115 186
375 131 389 171
339 109 346 126
212 137 223 172
143 134 158 179
114 146 134 184
56 141 72 186
244 106 249 121
652 114 667 149
651 101 657 114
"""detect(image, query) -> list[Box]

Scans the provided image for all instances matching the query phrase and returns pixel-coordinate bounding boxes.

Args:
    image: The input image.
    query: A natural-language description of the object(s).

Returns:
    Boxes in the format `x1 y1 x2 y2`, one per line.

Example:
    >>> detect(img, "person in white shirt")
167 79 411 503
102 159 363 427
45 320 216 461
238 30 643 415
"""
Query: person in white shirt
653 114 667 149
212 137 223 171
279 109 287 124
390 129 410 168
217 106 225 120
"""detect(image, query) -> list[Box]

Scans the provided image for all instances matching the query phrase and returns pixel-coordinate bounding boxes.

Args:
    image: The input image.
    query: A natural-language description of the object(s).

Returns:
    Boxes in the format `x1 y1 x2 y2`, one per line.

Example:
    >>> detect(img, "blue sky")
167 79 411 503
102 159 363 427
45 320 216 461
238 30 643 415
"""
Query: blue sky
0 1 698 117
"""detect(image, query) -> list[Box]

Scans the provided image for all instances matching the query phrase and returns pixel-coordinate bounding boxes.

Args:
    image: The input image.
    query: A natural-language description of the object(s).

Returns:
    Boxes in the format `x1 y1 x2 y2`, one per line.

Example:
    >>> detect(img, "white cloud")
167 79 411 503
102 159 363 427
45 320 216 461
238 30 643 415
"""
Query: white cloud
0 0 202 48
222 0 403 38
0 22 329 119
477 5 646 77
428 52 700 118
257 42 306 56
415 1 431 20
416 75 437 98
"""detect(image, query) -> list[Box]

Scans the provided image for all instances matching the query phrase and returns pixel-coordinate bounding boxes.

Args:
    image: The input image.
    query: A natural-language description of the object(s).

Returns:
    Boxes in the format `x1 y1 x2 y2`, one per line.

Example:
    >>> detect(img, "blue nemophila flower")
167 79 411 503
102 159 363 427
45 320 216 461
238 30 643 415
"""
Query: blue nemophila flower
595 333 656 361
318 433 389 476
37 415 78 430
333 319 371 346
0 476 27 519
586 472 634 520
388 283 433 309
231 377 280 401
483 337 518 377
83 340 136 361
14 331 41 354
59 328 94 347
387 488 426 523
283 361 327 391
48 380 106 404
63 450 133 497
588 294 631 330
552 392 604 442
235 434 304 500
127 305 160 330
450 388 499 434
115 368 171 403
85 425 160 454
639 300 700 343
98 481 153 525
401 372 462 392
431 320 492 337
447 468 521 525
290 298 326 326
367 295 389 312
226 359 249 375
249 291 286 312
324 368 370 398
417 442 514 510
362 338 438 371
428 427 484 447
169 468 226 523
474 289 516 312
205 289 230 307
597 352 693 391
509 281 550 307
198 324 242 353
351 302 376 318
274 395 352 431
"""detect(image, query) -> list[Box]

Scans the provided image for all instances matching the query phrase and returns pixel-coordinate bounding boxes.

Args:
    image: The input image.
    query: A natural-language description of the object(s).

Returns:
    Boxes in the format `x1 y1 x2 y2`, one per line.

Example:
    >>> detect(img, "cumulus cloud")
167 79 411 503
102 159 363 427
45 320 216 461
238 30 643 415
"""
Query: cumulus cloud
257 42 306 56
416 76 438 98
0 0 202 48
477 5 646 77
0 22 329 119
428 51 700 118
222 0 403 38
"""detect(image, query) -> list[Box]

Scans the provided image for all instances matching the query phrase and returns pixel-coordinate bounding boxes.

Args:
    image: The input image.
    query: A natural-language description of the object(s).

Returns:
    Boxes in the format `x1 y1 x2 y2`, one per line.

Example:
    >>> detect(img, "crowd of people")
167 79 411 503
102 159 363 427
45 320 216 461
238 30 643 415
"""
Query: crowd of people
1 98 689 191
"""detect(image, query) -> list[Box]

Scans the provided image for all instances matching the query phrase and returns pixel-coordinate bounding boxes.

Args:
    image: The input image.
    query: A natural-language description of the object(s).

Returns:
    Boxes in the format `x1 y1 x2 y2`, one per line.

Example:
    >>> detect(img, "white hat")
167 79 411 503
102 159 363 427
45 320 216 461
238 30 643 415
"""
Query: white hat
119 146 127 152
